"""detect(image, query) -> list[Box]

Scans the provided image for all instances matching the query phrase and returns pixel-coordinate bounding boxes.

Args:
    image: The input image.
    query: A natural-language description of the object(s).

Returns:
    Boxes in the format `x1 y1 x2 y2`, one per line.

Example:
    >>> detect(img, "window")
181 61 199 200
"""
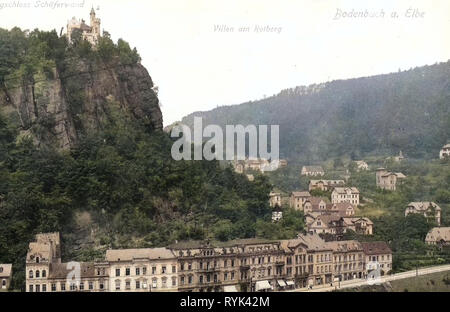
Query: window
36 270 40 278
181 276 185 285
29 285 33 292
152 267 157 274
136 268 140 276
36 257 40 263
188 275 193 284
136 280 140 289
172 277 177 287
199 275 203 284
116 268 120 277
40 284 46 292
142 267 147 275
79 282 84 290
89 282 93 290
100 282 104 290
115 280 121 290
42 270 46 278
172 265 176 273
125 268 130 276
152 278 157 289
162 266 167 274
29 270 33 278
125 281 131 290
51 283 56 291
61 283 66 291
70 283 76 291
231 272 235 280
35 285 40 292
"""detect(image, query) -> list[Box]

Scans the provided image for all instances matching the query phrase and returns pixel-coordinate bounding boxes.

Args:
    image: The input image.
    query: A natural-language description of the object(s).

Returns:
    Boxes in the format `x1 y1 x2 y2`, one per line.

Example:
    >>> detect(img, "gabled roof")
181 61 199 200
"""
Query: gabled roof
426 227 450 242
332 187 359 194
361 242 392 255
0 264 12 278
407 202 441 211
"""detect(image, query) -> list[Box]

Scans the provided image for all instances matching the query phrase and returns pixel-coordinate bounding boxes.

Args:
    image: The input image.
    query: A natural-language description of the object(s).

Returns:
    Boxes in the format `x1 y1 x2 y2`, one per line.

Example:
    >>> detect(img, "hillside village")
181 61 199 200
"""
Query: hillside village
229 144 450 281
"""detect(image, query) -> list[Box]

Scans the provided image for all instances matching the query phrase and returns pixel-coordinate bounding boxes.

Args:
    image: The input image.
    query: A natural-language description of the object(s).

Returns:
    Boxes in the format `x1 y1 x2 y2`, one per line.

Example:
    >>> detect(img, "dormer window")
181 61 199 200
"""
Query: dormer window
36 257 40 263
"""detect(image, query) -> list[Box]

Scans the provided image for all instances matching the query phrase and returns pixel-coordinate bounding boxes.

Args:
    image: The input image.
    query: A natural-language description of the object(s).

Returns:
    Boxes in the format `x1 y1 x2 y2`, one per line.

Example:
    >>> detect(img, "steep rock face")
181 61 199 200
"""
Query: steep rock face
0 61 163 149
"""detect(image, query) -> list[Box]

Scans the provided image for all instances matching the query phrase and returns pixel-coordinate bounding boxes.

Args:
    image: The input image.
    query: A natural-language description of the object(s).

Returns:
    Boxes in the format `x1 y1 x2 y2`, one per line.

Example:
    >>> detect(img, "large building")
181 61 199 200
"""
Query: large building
105 248 178 292
269 192 282 208
67 8 101 46
361 242 392 276
0 264 12 291
331 187 360 205
375 168 406 191
440 144 450 159
309 180 345 192
425 227 450 246
25 232 392 292
405 202 441 226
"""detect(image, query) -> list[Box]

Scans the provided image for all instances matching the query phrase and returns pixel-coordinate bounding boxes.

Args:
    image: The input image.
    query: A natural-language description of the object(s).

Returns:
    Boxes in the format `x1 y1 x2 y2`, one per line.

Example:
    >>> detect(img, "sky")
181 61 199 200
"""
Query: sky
1 0 449 126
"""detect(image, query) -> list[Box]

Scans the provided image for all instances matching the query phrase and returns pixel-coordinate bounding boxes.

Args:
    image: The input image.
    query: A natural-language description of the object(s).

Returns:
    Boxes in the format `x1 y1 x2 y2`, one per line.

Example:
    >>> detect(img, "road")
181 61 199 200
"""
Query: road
289 264 450 292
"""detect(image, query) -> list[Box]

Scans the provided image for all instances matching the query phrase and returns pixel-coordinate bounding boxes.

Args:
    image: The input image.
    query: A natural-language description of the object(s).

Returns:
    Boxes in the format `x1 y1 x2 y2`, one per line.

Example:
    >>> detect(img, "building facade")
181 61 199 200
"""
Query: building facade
301 166 325 177
24 233 392 292
405 202 441 226
440 144 450 159
376 168 406 191
309 180 345 192
331 187 360 205
269 192 282 208
0 264 12 291
425 227 450 246
361 242 392 276
289 191 311 211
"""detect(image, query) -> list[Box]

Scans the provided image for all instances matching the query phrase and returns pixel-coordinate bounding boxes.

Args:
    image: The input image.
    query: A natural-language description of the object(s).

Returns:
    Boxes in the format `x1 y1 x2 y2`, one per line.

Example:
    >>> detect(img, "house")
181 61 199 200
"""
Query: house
354 160 369 171
289 191 311 211
405 202 441 226
301 166 325 177
309 180 345 191
67 8 101 46
425 227 450 246
272 206 283 222
232 158 286 173
342 217 373 235
0 264 12 291
330 203 356 217
375 168 406 191
303 197 329 214
246 174 254 181
361 242 392 276
393 150 405 162
440 144 450 159
269 192 282 208
306 214 373 236
306 214 343 235
331 187 360 205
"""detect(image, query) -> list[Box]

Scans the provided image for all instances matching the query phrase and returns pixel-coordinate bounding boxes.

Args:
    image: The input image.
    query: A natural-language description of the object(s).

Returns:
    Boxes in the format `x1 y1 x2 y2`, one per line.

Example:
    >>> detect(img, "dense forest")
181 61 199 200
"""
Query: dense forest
0 28 305 290
181 62 450 161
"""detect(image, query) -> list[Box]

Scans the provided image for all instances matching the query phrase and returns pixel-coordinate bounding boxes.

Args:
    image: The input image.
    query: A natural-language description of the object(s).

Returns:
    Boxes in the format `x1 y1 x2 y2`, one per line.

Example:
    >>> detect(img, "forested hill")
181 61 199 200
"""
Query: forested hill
0 28 305 290
181 61 450 161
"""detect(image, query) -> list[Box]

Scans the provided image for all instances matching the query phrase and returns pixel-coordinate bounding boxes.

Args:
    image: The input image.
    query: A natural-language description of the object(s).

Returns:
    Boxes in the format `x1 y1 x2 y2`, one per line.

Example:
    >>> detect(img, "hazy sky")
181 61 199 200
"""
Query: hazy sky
1 0 449 125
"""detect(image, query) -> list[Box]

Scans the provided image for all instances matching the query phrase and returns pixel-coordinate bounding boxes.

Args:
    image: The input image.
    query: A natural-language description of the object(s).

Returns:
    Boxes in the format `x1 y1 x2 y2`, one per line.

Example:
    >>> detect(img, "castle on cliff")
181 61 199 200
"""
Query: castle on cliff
67 8 101 46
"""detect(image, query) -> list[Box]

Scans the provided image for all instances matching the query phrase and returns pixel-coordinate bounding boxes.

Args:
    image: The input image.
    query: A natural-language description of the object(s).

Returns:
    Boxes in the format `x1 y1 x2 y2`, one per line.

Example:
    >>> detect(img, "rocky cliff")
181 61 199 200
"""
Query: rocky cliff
0 60 163 149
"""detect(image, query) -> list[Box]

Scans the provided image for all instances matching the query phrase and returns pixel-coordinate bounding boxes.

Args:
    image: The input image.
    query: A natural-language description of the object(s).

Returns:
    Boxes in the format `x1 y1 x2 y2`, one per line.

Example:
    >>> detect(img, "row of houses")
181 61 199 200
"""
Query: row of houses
24 232 392 292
